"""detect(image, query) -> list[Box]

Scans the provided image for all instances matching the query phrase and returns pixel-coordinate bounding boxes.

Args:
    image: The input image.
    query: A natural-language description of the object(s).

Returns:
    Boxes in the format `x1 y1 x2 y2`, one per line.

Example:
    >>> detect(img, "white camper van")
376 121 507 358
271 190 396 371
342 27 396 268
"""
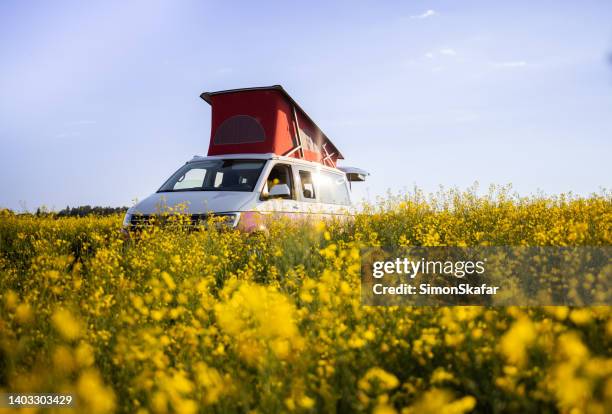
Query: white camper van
123 153 367 231
122 85 367 231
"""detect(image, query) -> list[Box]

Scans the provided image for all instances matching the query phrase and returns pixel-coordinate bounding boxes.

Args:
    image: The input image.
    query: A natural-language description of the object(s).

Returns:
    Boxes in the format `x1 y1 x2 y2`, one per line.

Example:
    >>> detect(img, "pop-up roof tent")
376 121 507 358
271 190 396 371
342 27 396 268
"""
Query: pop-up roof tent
200 85 344 167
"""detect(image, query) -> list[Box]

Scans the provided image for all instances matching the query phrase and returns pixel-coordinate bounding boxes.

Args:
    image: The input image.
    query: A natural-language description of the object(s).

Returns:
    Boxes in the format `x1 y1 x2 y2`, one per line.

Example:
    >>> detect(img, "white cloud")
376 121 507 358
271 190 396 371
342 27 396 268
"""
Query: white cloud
411 9 437 19
424 49 457 59
492 61 528 68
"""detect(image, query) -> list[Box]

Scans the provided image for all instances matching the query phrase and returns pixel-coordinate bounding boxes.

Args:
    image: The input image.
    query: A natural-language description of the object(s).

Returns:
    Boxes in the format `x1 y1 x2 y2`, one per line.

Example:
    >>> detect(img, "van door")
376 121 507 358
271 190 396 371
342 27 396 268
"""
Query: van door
295 168 324 219
255 162 299 219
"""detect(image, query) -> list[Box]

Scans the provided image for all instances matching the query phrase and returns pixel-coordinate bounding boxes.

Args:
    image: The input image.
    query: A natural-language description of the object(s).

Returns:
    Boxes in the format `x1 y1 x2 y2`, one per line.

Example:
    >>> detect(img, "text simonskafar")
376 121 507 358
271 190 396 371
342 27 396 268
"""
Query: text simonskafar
372 283 499 295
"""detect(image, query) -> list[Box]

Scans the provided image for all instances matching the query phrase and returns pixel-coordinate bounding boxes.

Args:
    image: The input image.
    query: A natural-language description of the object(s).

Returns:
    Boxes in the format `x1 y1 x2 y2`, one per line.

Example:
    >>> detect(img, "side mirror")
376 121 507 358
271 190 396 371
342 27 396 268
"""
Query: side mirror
267 184 291 199
338 167 369 182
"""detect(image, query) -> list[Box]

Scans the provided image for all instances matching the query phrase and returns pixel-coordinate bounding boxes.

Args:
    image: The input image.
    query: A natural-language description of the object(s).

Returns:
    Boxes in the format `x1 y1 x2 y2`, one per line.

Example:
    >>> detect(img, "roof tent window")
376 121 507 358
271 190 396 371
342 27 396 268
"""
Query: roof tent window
213 115 266 145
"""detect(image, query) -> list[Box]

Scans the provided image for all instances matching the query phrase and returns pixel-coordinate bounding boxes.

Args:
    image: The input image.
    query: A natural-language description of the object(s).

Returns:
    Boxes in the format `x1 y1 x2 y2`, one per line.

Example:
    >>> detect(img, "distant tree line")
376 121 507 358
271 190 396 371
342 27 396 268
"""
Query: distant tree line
0 206 128 217
54 205 129 217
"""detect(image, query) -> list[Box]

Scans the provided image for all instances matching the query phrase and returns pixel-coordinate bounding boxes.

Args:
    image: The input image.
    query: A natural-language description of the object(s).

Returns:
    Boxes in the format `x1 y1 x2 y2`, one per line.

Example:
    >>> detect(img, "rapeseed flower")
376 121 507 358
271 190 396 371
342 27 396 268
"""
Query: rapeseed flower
0 189 609 412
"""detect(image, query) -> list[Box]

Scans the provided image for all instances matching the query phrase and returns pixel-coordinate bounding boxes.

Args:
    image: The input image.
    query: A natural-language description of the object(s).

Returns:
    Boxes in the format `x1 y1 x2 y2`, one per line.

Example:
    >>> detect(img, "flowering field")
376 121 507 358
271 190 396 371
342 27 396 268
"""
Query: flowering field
1 189 611 414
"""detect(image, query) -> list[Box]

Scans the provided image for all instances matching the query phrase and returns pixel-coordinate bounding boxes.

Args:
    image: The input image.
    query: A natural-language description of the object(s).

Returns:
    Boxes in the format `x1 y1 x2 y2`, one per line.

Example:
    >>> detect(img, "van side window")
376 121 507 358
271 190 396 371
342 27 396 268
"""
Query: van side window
299 170 316 201
318 172 351 205
264 164 294 199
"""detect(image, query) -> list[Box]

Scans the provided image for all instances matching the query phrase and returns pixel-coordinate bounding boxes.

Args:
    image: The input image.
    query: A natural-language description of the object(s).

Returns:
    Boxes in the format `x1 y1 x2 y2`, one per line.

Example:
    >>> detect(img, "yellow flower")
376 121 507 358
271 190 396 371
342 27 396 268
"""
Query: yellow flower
194 362 228 404
4 290 18 310
285 397 296 411
569 309 592 325
402 389 476 414
151 391 168 413
543 306 569 321
174 399 198 414
161 271 176 291
14 303 33 324
52 345 75 374
51 308 82 341
373 403 397 414
215 281 301 364
499 317 535 366
299 395 315 409
77 369 116 414
431 368 454 384
75 342 95 367
359 368 399 393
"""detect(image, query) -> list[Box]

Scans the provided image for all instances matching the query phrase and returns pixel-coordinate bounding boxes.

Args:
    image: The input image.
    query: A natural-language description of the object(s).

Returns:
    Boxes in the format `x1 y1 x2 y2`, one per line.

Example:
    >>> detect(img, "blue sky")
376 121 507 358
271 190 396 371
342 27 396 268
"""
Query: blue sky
1 0 611 211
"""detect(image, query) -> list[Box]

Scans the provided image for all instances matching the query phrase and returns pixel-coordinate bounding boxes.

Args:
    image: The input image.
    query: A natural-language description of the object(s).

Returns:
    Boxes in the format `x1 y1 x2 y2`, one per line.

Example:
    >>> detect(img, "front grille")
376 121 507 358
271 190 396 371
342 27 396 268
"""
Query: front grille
130 214 152 226
129 213 235 227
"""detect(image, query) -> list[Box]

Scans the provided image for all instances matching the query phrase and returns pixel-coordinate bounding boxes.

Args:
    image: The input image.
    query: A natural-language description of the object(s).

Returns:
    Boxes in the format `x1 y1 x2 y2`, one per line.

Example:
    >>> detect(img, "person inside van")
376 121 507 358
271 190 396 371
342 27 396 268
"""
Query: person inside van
265 165 293 199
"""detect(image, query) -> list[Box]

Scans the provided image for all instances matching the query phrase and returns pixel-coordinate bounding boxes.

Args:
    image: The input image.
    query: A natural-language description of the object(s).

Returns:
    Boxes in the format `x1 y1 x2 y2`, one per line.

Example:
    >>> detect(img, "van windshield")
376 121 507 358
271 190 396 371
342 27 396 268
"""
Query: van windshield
158 159 266 192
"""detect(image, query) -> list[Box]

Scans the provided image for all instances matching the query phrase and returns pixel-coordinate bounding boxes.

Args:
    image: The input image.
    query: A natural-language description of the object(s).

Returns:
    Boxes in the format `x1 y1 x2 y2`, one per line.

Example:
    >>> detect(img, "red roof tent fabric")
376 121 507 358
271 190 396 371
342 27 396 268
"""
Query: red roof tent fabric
200 85 343 167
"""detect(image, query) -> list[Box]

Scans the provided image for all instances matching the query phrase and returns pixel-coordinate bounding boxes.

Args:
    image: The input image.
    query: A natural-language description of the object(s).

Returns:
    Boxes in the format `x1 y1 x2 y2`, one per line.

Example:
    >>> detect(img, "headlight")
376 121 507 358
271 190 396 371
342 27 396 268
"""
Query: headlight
216 212 240 228
123 213 132 227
